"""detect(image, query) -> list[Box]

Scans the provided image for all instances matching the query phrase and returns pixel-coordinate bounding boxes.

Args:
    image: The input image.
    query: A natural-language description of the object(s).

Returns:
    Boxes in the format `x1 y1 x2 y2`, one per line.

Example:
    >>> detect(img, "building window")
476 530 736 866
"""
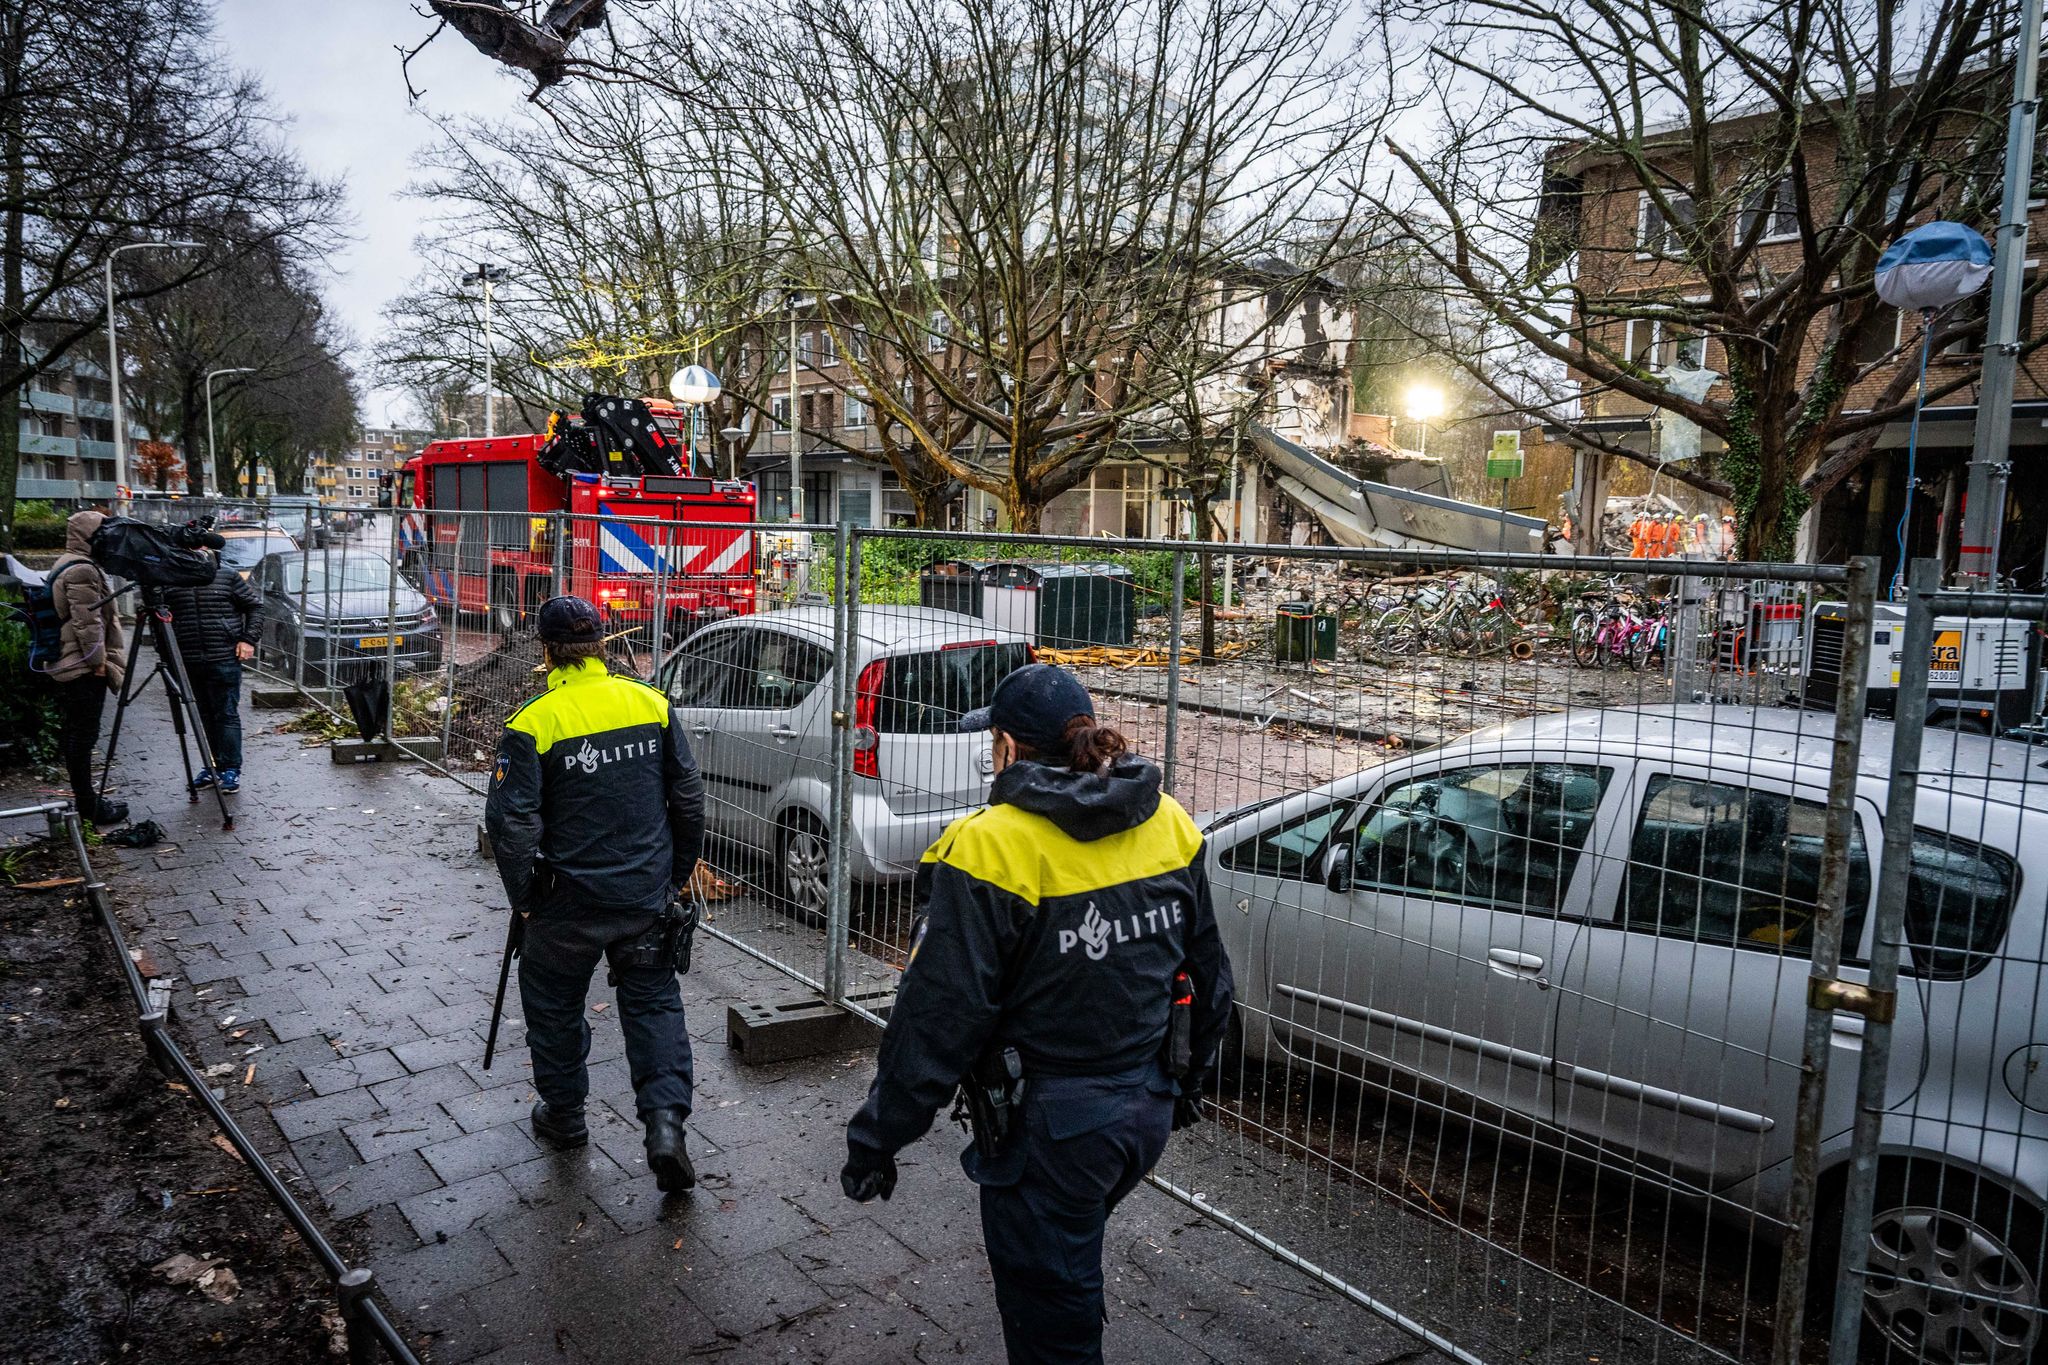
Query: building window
1853 306 1904 368
1944 266 2038 356
1637 190 1697 257
818 329 836 368
1740 176 1800 243
802 391 833 430
1622 319 1706 371
771 395 790 431
797 330 815 366
927 310 949 353
844 390 868 428
846 328 868 363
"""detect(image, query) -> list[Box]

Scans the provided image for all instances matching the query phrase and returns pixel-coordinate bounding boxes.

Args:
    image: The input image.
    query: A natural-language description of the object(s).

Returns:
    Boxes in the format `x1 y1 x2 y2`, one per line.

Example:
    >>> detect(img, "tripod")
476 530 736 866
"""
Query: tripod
99 584 234 831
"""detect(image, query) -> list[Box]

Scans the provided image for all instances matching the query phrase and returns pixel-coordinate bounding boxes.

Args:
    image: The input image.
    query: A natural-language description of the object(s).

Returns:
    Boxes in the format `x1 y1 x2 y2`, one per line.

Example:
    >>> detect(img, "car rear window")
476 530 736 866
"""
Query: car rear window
220 535 289 570
873 643 1031 735
1903 832 2018 980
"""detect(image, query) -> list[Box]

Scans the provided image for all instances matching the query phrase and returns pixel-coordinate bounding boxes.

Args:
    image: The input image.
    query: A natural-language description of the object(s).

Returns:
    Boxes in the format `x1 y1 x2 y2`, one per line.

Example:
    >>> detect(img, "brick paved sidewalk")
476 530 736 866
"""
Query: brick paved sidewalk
79 676 1439 1364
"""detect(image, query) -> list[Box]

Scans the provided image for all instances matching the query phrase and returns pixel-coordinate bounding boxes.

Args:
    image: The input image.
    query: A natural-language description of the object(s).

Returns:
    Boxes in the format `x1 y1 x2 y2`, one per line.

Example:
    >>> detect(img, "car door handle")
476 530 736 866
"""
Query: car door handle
1486 948 1551 989
688 724 711 738
769 725 798 741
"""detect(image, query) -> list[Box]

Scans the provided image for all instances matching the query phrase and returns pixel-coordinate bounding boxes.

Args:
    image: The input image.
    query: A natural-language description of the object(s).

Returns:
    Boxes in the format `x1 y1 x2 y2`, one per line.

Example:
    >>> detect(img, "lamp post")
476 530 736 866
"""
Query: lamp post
451 417 471 438
1873 221 1992 596
719 424 745 482
668 363 723 476
461 264 508 436
1405 382 1445 461
206 367 255 496
787 291 804 524
105 239 200 494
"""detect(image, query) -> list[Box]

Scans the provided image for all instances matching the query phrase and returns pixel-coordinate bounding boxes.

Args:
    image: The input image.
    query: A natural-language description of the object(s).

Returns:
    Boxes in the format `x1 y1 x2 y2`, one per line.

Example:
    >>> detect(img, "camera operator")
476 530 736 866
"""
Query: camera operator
48 511 128 827
163 540 260 794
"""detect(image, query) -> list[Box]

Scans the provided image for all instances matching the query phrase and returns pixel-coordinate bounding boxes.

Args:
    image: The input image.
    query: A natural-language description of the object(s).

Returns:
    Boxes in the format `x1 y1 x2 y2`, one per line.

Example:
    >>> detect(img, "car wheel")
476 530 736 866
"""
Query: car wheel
777 812 831 927
1822 1168 2045 1365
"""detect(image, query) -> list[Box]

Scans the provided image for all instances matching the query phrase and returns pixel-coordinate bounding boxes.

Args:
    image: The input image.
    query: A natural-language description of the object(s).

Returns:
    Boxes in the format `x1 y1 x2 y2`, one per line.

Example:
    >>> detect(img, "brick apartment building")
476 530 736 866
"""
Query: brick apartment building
311 426 428 506
1547 118 2046 579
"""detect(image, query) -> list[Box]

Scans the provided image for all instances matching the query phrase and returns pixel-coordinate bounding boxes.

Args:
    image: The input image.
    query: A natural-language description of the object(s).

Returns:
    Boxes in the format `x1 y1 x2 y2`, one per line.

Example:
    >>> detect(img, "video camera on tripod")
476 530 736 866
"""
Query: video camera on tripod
89 516 237 830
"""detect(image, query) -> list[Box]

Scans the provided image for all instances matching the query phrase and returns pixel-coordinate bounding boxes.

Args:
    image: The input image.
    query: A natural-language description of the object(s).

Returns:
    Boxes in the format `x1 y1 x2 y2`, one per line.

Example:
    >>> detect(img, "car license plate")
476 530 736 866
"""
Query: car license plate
608 600 641 610
357 636 403 650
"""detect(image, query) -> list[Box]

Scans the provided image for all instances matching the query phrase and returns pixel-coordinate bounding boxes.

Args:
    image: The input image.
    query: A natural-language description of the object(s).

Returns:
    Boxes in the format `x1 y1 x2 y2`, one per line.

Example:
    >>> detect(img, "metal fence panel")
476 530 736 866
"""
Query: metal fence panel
218 497 2032 1365
1828 561 2048 1365
841 528 1877 1365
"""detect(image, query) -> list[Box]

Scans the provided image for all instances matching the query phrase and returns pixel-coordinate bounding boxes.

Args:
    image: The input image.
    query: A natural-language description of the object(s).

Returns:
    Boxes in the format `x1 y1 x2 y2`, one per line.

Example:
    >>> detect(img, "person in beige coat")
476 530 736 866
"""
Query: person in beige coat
48 510 129 826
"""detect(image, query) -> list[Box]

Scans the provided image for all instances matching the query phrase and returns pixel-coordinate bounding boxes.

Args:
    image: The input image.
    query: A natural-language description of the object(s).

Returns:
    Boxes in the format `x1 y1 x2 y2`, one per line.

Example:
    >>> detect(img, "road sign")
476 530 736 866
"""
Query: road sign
1487 430 1524 480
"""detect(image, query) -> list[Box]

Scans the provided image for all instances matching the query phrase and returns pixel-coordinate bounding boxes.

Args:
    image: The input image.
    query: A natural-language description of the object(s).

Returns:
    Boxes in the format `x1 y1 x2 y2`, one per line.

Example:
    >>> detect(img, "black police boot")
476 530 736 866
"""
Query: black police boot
530 1100 588 1149
643 1108 695 1193
88 797 128 828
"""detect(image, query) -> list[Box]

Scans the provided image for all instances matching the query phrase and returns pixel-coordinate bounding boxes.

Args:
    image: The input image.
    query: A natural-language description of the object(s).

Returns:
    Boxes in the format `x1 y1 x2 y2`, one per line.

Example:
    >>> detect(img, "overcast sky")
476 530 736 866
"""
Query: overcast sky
211 1 536 425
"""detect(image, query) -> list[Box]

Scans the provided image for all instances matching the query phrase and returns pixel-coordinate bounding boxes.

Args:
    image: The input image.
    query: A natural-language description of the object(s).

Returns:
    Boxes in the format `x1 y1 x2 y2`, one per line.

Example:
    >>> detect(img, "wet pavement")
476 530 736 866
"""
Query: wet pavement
85 661 1447 1364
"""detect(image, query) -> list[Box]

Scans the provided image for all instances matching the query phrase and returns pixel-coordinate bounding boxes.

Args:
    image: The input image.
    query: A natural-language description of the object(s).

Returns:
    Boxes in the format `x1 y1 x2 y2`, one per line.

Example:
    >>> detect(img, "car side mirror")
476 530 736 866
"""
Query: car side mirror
1323 843 1354 894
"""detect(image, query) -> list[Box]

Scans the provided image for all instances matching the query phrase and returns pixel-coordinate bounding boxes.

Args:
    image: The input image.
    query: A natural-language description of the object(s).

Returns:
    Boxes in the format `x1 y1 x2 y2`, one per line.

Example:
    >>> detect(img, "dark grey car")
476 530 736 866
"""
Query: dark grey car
254 550 442 684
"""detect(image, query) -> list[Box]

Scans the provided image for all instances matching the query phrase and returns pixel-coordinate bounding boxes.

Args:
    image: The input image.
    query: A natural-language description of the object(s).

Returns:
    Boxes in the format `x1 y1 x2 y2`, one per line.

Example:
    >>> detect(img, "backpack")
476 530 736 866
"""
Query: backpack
13 560 92 673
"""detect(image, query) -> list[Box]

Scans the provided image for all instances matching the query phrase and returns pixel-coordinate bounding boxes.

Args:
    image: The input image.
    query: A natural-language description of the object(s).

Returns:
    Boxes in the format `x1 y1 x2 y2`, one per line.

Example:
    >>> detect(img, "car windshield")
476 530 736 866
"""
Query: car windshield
282 555 395 595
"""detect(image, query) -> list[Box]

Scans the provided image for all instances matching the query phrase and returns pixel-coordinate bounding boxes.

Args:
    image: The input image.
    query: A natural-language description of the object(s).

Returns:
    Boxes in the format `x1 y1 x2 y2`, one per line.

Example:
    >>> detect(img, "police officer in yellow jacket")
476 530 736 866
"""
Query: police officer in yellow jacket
484 595 706 1192
840 664 1235 1364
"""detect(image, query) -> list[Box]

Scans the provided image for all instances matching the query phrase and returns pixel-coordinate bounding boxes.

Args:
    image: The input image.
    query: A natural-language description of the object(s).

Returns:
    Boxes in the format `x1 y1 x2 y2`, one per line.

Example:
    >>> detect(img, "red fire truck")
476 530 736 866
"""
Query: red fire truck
396 400 757 635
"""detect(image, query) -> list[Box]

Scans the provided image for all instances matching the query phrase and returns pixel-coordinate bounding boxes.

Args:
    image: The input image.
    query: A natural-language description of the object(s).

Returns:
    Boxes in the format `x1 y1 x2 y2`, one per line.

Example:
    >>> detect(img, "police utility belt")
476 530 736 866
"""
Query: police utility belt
608 890 702 980
951 967 1196 1157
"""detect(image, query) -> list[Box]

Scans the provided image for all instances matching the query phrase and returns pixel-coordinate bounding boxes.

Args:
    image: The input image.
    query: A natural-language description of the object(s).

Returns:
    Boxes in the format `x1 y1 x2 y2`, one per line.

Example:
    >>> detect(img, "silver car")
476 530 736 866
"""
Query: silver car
656 605 1031 915
1207 705 2046 1363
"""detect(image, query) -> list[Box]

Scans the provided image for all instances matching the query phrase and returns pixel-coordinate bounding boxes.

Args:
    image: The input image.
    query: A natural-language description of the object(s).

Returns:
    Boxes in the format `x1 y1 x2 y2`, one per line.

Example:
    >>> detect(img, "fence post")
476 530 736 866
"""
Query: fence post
438 514 459 756
823 524 856 1006
1670 565 1703 700
648 516 669 681
1771 554 1877 1365
382 506 401 743
292 532 310 692
337 1265 378 1365
1828 555 1939 1364
1163 547 1185 795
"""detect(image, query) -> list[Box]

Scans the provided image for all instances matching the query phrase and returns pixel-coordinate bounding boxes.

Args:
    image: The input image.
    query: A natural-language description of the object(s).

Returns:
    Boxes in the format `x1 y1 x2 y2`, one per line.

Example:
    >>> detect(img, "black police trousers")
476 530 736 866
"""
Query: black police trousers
518 904 693 1122
971 1062 1175 1365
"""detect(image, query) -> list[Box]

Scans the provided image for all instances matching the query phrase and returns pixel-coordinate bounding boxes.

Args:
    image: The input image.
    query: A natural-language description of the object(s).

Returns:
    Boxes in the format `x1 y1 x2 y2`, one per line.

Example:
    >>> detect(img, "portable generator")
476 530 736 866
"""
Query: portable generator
1803 602 2044 733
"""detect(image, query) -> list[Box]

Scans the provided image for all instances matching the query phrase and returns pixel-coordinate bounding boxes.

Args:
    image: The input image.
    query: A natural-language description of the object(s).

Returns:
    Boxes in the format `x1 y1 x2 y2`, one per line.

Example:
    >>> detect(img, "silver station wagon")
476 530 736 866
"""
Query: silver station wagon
657 605 1031 917
1206 706 2046 1364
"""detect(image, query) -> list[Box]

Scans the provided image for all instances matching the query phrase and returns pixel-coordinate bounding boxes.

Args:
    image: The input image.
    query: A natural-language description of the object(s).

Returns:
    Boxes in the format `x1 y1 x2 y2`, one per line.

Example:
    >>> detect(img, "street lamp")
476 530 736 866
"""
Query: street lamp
668 363 722 476
1404 383 1445 460
206 367 255 495
105 239 201 495
461 263 509 436
719 424 745 483
450 417 472 438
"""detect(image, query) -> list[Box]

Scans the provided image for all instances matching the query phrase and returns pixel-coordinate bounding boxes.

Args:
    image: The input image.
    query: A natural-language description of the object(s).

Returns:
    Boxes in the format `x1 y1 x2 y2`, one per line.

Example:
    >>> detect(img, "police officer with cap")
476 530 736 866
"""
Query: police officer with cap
484 595 707 1192
839 663 1235 1363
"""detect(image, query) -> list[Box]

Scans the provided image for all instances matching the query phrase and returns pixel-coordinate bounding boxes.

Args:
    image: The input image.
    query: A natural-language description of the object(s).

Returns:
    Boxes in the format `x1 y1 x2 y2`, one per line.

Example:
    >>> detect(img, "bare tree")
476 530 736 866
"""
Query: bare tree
126 238 353 496
441 0 1377 528
375 81 792 462
1365 0 2025 557
0 0 342 542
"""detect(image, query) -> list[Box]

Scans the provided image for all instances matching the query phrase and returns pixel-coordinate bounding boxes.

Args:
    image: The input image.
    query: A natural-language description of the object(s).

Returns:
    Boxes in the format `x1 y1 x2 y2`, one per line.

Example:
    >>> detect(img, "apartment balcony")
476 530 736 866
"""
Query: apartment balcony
22 385 72 415
73 397 113 421
77 438 116 461
21 431 74 458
